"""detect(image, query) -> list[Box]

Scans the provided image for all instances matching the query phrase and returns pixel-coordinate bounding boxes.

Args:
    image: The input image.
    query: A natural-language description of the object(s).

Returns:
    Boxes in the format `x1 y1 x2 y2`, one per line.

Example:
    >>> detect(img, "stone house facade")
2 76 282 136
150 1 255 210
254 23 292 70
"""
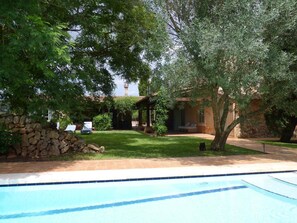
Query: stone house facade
136 96 272 138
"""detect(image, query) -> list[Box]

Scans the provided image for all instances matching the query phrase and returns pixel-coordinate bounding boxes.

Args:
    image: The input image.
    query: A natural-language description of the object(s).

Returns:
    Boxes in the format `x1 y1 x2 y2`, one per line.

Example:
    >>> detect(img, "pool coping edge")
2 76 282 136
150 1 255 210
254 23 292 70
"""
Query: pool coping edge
1 168 297 187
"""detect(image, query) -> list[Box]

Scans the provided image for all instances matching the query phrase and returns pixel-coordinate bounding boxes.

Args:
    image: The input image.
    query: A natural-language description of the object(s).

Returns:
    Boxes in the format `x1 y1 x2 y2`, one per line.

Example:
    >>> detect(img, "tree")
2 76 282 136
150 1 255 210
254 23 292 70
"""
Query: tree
265 108 297 142
0 0 72 115
264 21 297 143
113 96 139 129
153 87 170 136
138 76 150 96
154 0 297 150
0 0 165 116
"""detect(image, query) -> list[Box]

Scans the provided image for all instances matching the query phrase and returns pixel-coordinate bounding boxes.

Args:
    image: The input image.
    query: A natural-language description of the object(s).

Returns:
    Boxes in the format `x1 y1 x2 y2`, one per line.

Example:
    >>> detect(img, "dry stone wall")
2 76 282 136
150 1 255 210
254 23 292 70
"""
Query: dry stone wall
233 100 274 138
0 114 103 158
235 114 273 138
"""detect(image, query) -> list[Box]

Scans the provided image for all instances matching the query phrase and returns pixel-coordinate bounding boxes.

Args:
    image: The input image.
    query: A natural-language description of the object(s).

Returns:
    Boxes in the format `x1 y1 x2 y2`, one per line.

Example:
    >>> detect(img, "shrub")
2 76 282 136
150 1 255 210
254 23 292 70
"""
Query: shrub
153 87 170 136
0 124 20 154
114 97 138 112
58 115 72 130
154 124 168 136
93 114 112 131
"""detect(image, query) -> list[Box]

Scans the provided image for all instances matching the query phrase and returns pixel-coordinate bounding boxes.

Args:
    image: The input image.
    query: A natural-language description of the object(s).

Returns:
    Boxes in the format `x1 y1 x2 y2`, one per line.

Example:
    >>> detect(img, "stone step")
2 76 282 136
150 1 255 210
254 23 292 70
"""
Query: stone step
243 174 297 200
270 172 297 186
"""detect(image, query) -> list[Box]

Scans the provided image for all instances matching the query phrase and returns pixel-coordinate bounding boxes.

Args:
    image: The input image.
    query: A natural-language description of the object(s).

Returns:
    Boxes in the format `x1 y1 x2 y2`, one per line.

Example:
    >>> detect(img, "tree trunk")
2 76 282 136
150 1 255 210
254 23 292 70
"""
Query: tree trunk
211 131 230 150
210 92 233 150
280 117 297 142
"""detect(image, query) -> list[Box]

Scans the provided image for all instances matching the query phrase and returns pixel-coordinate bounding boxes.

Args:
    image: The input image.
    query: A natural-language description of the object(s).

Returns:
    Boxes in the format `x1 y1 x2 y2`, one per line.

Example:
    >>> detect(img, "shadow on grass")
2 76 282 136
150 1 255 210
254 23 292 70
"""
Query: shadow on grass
61 130 263 160
0 130 279 175
257 140 297 149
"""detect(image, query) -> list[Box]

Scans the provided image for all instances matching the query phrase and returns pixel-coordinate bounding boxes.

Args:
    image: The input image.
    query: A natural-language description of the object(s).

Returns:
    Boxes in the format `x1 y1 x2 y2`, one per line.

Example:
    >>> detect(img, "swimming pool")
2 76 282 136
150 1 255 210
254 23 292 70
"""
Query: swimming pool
1 172 297 223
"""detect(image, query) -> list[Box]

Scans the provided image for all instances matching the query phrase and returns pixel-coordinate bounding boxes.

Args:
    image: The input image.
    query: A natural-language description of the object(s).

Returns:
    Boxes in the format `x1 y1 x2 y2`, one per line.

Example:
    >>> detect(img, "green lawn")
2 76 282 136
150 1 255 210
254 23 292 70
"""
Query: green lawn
53 130 262 161
258 140 297 149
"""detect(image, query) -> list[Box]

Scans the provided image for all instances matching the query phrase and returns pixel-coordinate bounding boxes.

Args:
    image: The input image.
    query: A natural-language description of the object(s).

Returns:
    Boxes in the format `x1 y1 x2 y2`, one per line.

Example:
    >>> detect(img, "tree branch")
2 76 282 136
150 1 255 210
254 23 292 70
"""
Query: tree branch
165 0 181 34
225 108 266 134
220 95 230 132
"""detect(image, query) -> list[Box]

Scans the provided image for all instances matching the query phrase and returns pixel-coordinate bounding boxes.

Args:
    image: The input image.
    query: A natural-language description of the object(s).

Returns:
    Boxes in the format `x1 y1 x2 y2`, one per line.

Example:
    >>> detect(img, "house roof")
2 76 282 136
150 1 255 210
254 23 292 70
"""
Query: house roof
85 95 145 102
135 94 202 108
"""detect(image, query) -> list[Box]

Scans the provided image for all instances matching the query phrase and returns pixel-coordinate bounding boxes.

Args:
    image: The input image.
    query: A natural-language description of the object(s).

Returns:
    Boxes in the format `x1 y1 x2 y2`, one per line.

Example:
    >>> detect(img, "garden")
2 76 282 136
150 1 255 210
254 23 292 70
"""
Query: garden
52 130 263 161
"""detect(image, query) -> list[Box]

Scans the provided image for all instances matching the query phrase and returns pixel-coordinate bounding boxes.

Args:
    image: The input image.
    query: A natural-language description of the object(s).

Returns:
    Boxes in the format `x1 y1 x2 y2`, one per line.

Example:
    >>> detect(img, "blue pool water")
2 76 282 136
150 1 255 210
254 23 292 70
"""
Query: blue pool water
1 172 297 223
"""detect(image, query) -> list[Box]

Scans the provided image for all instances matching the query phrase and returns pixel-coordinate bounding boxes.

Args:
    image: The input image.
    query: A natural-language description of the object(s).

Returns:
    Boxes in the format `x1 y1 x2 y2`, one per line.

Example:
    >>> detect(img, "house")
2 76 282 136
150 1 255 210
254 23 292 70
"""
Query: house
135 95 272 138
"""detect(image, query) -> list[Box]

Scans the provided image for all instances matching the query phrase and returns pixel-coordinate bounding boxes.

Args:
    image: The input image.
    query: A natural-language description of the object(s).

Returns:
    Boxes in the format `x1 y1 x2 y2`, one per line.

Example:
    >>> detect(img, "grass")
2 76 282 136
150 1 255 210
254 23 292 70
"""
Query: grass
258 140 297 149
52 130 262 161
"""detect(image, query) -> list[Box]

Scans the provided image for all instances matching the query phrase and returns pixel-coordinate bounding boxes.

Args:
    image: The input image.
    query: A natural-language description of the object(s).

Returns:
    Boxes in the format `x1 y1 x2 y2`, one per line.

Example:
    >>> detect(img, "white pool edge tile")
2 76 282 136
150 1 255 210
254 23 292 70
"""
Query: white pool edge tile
1 163 297 186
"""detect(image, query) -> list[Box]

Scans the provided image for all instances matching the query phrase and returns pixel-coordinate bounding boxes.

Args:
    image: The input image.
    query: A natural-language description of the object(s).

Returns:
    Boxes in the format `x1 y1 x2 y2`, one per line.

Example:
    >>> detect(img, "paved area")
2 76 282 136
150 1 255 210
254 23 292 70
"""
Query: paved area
0 134 297 184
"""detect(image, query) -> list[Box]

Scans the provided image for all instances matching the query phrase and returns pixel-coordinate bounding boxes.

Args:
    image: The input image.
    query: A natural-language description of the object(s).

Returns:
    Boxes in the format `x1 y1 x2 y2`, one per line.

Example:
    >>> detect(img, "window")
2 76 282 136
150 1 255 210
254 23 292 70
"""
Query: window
198 107 205 124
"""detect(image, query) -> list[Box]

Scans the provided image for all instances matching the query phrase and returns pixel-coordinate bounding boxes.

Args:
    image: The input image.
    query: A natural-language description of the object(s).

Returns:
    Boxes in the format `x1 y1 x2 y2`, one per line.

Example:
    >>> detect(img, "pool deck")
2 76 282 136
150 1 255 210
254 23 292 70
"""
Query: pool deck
1 134 297 185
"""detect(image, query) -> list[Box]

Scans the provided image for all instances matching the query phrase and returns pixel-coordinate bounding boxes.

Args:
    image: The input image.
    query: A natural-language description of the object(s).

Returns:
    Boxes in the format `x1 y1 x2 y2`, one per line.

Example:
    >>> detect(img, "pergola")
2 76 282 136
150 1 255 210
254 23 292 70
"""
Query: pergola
135 95 196 128
135 95 156 127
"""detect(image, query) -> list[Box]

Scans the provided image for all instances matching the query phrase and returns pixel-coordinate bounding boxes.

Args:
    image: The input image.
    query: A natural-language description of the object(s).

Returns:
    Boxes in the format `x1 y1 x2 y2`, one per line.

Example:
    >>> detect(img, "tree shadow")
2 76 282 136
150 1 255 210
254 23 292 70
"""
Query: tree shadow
1 131 296 179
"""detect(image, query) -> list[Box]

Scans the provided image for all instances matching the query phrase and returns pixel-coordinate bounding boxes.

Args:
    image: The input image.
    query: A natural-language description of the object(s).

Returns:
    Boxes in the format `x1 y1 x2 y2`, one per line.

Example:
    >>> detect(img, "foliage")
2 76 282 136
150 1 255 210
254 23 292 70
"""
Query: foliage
0 124 20 154
53 131 262 160
265 108 297 142
265 110 289 134
153 124 168 136
0 0 166 117
138 78 148 96
141 110 147 125
0 0 73 115
114 97 139 115
100 97 114 113
132 110 139 120
112 97 138 129
153 88 169 136
58 114 72 130
67 96 103 124
138 75 151 96
263 21 297 142
93 114 112 131
153 0 297 150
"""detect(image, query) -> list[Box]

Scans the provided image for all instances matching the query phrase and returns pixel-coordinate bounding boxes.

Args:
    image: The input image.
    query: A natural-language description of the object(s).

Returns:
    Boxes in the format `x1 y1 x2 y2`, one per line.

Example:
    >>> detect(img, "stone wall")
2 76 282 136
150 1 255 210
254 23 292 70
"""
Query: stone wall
0 114 102 159
236 115 272 138
234 100 273 138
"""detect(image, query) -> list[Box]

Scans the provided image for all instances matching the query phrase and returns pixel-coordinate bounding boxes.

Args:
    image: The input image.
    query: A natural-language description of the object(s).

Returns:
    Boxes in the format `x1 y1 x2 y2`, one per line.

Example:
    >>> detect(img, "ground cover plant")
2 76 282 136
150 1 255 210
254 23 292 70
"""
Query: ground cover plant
53 130 262 160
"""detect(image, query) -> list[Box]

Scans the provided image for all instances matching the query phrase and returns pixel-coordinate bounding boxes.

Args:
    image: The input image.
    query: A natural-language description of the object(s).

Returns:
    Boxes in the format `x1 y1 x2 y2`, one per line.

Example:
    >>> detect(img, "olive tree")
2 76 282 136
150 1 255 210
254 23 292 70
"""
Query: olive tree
154 0 297 150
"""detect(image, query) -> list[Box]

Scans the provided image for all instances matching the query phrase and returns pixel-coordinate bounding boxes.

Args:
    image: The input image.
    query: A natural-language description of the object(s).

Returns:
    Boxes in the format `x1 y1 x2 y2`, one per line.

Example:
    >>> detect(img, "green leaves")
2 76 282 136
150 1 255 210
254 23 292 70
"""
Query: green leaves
113 97 139 115
0 0 164 117
0 1 72 114
159 0 297 105
154 0 297 148
69 0 166 83
0 124 21 154
153 87 170 136
93 114 112 131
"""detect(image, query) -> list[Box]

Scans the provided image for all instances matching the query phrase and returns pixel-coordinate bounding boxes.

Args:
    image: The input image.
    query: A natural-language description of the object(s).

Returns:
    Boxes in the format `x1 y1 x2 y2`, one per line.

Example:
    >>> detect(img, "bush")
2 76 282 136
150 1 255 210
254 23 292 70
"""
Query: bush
58 115 72 130
93 114 112 131
114 97 138 115
153 87 169 136
0 125 20 154
154 124 168 136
